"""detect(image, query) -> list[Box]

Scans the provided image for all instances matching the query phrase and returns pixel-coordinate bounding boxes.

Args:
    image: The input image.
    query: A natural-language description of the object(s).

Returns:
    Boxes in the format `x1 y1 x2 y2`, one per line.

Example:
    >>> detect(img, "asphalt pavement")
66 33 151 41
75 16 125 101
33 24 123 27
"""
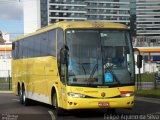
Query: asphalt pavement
0 93 160 120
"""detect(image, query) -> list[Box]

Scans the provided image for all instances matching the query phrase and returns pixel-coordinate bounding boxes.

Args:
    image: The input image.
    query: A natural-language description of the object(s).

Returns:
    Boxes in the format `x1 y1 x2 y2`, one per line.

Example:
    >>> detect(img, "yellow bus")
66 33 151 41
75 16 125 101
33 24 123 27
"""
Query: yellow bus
12 21 136 115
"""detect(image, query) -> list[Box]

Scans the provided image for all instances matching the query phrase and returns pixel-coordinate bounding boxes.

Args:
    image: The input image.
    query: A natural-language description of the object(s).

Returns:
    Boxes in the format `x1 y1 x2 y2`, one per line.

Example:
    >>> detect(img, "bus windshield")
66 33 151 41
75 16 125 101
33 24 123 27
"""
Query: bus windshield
66 29 134 87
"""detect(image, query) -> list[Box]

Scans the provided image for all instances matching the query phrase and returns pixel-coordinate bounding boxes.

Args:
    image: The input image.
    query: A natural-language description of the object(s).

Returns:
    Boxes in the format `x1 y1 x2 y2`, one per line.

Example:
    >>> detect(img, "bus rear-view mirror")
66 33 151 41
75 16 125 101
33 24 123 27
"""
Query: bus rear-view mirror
60 45 69 65
137 55 142 68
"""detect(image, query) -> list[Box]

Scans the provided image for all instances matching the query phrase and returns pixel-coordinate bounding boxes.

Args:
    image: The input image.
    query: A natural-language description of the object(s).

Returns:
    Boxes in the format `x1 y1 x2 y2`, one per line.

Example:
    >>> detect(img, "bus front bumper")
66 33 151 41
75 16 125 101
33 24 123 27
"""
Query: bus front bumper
65 96 134 110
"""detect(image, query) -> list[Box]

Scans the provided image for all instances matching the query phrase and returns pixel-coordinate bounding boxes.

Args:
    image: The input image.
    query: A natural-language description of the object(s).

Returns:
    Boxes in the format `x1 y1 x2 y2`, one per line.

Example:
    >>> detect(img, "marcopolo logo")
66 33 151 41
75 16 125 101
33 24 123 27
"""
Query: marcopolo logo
101 92 106 97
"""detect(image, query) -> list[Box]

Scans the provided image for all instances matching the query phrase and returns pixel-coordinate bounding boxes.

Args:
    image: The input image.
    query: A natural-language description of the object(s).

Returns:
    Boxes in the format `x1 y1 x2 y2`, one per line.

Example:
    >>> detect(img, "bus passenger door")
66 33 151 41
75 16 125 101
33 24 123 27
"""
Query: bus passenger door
57 28 68 108
59 50 68 108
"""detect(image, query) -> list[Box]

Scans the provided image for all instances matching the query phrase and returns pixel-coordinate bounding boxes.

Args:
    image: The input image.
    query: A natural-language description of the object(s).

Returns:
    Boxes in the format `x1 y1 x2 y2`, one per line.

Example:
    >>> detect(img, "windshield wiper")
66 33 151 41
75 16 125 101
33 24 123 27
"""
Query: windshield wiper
77 62 87 79
90 63 98 79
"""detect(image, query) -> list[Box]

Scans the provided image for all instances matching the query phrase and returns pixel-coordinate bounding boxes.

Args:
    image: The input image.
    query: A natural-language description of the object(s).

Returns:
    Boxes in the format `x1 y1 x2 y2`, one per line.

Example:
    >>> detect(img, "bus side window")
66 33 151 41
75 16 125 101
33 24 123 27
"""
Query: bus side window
17 41 21 59
27 36 34 58
39 32 48 56
57 28 64 59
15 41 19 59
23 39 28 58
48 30 56 56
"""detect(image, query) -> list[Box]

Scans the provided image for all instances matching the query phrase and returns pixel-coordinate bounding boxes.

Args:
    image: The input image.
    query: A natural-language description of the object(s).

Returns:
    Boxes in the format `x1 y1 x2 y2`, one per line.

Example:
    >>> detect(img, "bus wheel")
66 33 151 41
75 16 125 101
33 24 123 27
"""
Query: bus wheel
53 93 64 116
22 85 29 106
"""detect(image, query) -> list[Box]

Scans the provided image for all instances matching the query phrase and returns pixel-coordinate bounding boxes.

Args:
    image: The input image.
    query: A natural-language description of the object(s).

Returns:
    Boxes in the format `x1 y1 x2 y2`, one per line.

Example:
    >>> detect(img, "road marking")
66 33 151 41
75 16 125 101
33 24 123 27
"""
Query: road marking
0 91 13 93
48 111 56 120
12 99 20 102
136 97 160 104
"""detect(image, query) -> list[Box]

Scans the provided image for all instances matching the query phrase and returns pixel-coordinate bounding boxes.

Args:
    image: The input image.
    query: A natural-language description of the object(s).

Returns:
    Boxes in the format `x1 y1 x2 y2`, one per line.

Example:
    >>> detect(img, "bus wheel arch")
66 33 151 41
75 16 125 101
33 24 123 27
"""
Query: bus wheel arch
51 87 56 106
51 87 64 116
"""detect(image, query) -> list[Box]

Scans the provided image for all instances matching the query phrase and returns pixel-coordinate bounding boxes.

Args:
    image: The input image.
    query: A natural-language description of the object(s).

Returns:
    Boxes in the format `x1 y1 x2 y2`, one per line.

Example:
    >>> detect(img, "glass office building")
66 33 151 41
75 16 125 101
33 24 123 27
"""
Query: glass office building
48 0 131 25
24 0 160 45
24 0 133 33
136 0 160 47
48 0 87 23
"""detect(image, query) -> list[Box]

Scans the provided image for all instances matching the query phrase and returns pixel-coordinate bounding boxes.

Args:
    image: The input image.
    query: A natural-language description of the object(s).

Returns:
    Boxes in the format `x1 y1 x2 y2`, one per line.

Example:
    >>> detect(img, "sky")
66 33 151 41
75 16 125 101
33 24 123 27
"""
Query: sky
0 0 23 39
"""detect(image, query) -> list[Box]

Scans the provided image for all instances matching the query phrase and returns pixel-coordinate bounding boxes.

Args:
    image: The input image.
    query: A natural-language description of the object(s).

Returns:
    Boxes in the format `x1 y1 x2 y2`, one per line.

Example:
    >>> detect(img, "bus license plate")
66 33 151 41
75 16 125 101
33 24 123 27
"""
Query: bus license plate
98 102 109 107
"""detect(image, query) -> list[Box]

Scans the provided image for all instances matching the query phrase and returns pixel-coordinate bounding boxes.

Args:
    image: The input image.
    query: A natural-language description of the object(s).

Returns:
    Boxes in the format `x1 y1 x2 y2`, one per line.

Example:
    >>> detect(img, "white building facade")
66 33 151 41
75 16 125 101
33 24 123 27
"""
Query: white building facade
0 31 11 78
135 0 160 47
23 0 41 34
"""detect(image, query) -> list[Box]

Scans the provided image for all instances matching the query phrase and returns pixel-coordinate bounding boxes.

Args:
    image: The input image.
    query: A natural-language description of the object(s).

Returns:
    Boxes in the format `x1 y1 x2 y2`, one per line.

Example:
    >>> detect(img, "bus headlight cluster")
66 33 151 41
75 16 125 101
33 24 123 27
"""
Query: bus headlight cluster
68 92 86 98
120 92 134 97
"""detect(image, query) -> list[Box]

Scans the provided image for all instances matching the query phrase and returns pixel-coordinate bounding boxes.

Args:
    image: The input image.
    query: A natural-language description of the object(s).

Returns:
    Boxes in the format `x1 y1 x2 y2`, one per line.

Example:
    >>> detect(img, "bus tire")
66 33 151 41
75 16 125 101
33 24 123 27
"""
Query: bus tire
22 85 30 106
19 87 23 104
17 83 20 96
53 93 64 116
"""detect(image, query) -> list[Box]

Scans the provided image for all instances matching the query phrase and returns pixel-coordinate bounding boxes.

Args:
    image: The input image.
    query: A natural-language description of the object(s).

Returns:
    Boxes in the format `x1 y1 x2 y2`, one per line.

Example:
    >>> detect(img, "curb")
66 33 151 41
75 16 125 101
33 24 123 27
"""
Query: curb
0 91 13 93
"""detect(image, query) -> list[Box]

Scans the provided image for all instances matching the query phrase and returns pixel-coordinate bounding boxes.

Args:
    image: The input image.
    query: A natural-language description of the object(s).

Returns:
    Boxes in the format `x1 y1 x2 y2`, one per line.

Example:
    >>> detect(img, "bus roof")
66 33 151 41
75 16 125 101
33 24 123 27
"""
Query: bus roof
14 21 128 42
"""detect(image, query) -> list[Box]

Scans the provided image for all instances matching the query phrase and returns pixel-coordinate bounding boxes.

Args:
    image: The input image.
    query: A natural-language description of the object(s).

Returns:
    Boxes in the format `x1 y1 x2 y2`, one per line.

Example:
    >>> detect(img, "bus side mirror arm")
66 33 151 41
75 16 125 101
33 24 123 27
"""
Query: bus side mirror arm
134 48 142 69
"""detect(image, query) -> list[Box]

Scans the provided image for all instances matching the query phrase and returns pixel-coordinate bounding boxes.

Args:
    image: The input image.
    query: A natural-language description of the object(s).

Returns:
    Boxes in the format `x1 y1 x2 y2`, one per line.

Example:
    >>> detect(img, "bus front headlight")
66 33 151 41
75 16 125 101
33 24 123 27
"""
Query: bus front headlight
120 92 134 97
68 92 86 98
